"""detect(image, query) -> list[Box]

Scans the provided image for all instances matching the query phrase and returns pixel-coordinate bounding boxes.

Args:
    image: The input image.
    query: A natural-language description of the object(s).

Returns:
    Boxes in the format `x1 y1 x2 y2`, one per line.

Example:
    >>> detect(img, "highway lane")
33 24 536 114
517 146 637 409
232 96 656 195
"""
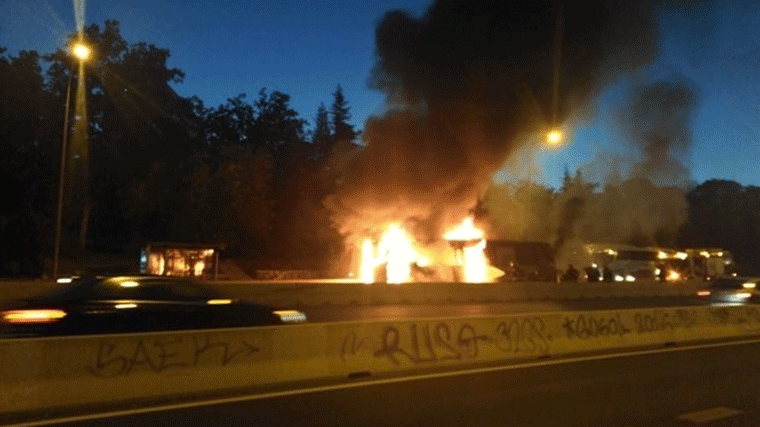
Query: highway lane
298 296 707 322
28 339 760 427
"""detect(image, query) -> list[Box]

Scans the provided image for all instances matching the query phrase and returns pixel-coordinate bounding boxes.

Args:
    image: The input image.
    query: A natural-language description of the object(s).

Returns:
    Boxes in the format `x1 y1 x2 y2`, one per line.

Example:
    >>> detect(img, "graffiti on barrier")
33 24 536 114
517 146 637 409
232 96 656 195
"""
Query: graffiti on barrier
341 318 551 367
87 334 260 378
633 309 698 333
562 313 631 339
709 307 731 324
494 317 550 355
340 331 368 362
371 323 489 365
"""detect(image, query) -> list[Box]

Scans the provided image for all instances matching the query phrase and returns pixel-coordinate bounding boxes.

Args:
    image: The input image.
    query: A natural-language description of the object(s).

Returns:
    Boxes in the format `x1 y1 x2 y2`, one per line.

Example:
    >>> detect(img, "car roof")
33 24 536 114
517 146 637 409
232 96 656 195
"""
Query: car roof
42 275 224 301
709 277 758 288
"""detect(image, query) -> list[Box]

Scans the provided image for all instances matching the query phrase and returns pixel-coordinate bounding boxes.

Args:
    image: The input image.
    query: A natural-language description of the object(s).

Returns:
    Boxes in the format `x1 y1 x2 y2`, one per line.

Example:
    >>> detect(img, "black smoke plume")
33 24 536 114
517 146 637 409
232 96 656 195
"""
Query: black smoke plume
327 0 712 247
622 77 700 186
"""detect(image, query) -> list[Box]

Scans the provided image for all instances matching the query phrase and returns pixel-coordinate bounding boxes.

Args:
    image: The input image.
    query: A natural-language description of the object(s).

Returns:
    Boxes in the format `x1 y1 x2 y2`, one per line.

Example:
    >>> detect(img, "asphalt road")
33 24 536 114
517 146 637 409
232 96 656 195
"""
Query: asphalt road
298 296 706 322
35 338 760 427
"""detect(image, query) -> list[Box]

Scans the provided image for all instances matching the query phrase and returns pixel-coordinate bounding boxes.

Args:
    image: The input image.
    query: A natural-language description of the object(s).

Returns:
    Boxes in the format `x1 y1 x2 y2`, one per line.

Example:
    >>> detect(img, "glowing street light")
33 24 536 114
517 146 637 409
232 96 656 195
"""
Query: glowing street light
546 129 563 146
71 43 90 60
53 40 90 280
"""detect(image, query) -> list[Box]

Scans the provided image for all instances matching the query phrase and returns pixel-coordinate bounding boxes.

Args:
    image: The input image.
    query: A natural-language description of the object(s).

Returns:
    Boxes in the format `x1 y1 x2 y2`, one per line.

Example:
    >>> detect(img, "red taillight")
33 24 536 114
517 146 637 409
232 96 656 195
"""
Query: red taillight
697 290 711 297
1 309 67 324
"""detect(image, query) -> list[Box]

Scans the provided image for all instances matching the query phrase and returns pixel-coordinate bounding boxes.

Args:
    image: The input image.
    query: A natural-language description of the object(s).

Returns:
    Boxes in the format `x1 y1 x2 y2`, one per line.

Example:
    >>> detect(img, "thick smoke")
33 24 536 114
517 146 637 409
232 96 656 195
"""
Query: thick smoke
554 196 586 252
623 77 699 186
519 77 700 264
327 0 710 251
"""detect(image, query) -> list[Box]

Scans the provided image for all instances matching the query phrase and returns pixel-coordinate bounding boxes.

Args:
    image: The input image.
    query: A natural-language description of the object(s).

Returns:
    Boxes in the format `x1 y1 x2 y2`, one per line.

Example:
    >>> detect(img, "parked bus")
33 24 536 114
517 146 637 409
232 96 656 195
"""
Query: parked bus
684 248 737 280
583 243 659 281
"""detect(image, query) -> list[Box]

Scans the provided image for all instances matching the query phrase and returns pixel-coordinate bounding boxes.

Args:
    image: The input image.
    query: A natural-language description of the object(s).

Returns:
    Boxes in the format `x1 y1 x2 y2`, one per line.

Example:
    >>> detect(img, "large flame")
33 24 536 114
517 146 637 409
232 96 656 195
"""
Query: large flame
443 217 484 241
360 238 376 284
358 216 500 284
444 217 487 283
360 223 421 284
377 224 418 284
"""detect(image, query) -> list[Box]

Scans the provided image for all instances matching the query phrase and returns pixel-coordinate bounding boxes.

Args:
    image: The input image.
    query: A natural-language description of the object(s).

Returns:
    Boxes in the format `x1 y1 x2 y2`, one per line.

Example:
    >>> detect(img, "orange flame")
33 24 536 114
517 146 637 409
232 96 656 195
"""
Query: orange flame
358 217 502 284
360 224 421 284
445 217 487 283
443 216 484 240
377 224 418 284
360 238 376 284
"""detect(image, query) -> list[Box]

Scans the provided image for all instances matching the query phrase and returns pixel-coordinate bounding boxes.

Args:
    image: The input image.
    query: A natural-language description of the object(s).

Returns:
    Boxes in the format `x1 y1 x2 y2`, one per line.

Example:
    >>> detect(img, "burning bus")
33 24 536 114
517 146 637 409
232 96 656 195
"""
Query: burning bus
357 217 507 284
354 216 564 284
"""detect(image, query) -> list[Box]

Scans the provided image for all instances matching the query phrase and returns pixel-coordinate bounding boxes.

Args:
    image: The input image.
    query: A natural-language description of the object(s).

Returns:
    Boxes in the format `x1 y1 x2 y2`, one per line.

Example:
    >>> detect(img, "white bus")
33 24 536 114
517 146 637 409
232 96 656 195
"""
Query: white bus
684 248 736 280
583 243 659 281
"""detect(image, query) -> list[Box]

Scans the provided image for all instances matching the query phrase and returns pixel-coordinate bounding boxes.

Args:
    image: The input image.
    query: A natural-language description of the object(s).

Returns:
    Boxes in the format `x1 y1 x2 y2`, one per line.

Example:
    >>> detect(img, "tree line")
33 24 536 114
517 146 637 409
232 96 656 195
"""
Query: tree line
0 21 358 276
1 21 759 277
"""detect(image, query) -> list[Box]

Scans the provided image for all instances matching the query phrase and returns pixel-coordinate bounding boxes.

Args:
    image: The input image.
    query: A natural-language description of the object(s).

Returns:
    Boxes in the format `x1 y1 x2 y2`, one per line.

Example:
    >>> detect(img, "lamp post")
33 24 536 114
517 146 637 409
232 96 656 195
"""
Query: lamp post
53 42 89 280
546 129 563 146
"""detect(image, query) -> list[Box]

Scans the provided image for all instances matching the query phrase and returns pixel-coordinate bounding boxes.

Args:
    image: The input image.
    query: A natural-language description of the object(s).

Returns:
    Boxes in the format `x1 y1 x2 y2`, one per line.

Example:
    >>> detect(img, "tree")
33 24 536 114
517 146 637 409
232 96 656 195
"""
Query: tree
680 179 760 274
330 84 357 146
0 47 58 275
312 103 331 161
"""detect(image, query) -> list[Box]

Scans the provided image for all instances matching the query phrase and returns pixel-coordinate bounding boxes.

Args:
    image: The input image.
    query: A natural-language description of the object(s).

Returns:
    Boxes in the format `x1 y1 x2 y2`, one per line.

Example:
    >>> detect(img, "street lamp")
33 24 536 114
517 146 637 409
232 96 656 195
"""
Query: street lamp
53 41 89 280
546 129 563 146
71 43 90 61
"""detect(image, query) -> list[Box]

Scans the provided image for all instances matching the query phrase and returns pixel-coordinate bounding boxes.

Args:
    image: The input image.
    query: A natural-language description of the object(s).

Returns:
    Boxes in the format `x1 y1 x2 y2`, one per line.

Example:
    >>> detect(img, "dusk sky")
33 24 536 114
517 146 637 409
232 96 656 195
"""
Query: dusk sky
1 0 758 189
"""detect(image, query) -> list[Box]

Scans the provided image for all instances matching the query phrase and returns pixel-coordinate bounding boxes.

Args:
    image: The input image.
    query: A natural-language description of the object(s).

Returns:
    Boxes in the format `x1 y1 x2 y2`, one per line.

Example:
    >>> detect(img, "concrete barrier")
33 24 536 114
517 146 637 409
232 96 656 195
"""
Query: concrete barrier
2 303 760 417
254 270 321 280
0 280 706 308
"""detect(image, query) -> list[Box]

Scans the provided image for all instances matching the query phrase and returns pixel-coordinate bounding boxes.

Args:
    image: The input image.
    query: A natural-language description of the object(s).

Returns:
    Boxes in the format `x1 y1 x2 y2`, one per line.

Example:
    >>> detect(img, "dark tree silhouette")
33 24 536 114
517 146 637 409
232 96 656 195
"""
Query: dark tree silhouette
0 48 57 275
330 84 358 146
312 103 331 161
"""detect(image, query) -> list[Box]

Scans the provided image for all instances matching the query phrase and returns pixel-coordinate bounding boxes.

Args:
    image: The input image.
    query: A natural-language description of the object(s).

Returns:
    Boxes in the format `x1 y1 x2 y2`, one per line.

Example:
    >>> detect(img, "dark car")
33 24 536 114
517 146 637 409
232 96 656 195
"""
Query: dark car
696 277 759 304
0 275 306 337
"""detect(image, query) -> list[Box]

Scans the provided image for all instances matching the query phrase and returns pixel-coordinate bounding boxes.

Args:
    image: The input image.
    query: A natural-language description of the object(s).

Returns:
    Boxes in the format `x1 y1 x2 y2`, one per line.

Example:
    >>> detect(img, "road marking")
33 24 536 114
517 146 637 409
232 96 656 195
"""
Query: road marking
676 407 743 423
7 336 760 427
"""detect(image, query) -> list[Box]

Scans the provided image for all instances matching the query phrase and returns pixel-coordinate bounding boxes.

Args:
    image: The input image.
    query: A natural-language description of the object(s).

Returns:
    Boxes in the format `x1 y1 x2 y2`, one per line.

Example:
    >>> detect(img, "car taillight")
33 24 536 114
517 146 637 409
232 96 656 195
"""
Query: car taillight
1 309 67 324
697 290 711 297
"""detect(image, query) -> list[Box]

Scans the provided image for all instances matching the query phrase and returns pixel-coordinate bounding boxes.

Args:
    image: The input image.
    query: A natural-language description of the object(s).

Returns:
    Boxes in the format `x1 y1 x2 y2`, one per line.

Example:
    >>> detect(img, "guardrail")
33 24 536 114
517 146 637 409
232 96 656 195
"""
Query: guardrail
0 280 705 307
2 304 759 417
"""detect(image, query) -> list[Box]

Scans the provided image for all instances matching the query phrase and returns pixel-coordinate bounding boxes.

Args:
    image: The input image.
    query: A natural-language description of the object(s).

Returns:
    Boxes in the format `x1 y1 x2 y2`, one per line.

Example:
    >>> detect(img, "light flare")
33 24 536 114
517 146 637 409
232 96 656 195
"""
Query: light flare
2 309 67 324
72 43 90 60
115 303 137 309
546 129 563 146
666 270 681 281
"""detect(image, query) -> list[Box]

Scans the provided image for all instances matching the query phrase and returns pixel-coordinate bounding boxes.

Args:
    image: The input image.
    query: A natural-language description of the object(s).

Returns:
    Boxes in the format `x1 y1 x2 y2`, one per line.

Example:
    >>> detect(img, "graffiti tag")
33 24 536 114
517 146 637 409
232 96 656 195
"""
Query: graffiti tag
87 334 260 378
562 314 631 339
